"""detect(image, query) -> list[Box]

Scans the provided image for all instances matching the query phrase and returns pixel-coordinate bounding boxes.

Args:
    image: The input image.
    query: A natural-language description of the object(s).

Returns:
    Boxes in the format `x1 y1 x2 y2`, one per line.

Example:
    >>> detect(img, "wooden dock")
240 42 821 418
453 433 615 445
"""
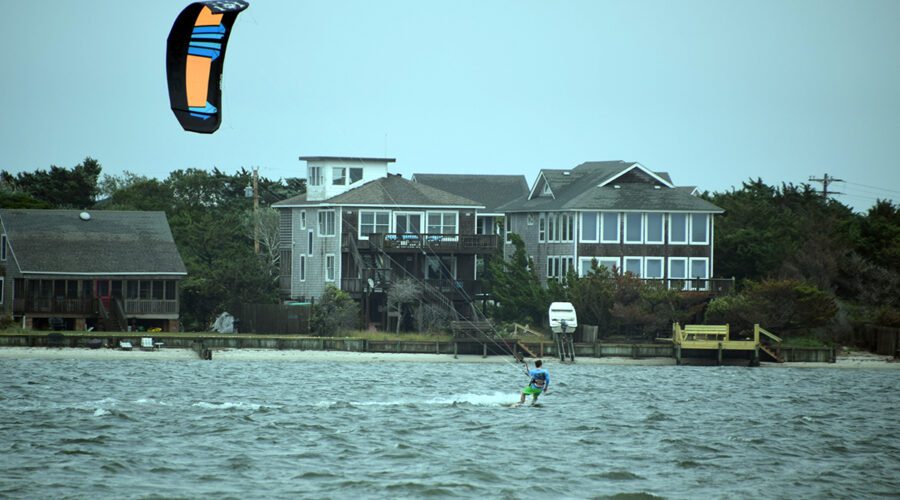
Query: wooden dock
669 323 783 366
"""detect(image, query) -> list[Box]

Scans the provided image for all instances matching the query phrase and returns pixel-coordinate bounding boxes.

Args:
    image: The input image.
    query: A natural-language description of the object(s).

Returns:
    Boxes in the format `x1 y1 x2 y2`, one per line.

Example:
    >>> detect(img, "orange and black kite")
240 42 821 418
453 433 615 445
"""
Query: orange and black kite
166 1 249 134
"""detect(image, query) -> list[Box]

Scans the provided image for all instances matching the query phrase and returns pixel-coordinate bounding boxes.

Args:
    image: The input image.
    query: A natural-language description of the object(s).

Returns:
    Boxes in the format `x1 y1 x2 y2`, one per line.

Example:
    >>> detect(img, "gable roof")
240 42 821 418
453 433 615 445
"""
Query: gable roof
411 173 529 213
0 209 187 275
501 161 723 213
273 174 483 208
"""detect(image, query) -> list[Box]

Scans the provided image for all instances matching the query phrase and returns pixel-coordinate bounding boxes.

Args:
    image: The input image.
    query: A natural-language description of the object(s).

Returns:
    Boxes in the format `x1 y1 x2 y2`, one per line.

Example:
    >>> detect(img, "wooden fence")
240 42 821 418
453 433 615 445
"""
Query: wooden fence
237 303 311 335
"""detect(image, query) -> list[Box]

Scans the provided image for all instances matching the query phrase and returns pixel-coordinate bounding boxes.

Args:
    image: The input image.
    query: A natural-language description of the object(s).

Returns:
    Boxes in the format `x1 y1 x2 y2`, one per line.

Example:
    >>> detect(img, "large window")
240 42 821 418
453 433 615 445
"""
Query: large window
325 254 335 282
669 213 688 244
601 212 619 243
394 212 422 234
318 210 335 236
539 214 546 242
669 257 687 280
689 258 709 279
547 214 556 242
425 255 456 279
581 212 598 242
625 213 643 243
427 212 457 234
624 257 643 277
578 257 619 277
359 211 390 238
646 213 664 244
690 214 709 244
645 257 664 278
308 166 322 186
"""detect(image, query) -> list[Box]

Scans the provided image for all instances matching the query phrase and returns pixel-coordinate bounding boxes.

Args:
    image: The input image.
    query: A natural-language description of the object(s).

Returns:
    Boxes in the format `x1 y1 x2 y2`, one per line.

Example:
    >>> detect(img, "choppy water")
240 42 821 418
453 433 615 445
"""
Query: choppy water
1 357 898 499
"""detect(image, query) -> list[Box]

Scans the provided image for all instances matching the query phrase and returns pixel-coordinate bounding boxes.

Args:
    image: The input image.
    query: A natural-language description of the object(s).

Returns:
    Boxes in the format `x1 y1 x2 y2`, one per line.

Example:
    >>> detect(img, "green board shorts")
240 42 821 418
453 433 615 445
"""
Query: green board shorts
522 386 543 396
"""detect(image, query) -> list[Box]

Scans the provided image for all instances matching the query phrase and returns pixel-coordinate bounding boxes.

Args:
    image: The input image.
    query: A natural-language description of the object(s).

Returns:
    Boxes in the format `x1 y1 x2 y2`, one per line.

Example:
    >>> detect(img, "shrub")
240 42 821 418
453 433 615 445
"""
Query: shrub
311 285 361 336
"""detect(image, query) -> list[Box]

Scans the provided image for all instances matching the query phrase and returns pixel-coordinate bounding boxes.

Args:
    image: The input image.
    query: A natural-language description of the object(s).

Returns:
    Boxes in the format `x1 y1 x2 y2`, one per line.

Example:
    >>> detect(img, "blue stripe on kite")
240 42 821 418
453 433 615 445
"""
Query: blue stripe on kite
188 46 221 59
193 25 226 34
189 41 222 49
189 102 218 119
191 32 225 40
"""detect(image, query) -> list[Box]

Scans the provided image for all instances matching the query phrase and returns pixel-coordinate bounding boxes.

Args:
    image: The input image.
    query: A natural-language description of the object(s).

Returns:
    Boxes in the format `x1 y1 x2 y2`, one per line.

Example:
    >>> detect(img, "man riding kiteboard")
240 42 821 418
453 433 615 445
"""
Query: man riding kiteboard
517 359 550 406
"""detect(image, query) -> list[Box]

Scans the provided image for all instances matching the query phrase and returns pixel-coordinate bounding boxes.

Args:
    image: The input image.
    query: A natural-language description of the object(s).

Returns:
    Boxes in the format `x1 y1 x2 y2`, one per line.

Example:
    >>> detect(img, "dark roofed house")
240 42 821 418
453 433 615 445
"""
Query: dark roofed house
500 161 729 292
273 157 501 330
412 173 529 235
0 209 187 332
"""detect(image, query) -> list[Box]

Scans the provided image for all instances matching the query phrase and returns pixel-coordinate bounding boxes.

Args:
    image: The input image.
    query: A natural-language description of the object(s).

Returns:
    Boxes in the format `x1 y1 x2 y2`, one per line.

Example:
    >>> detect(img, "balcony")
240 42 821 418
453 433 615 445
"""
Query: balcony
13 297 177 316
341 275 483 298
367 233 498 253
641 278 735 294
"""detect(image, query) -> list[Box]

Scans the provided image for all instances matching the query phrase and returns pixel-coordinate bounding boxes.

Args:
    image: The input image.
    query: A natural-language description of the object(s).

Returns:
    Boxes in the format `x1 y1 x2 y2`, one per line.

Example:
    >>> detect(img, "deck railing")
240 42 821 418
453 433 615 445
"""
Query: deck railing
369 233 498 252
13 297 177 316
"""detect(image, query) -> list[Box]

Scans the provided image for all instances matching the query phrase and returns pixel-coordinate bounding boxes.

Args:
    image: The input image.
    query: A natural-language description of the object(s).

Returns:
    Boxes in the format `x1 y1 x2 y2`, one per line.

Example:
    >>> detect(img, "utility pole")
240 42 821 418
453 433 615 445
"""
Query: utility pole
252 167 260 254
808 173 844 199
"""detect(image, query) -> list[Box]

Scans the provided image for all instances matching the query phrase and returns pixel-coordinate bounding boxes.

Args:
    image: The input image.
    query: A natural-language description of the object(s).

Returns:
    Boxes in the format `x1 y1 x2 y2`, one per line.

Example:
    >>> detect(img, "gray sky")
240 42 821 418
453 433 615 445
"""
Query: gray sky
1 0 898 210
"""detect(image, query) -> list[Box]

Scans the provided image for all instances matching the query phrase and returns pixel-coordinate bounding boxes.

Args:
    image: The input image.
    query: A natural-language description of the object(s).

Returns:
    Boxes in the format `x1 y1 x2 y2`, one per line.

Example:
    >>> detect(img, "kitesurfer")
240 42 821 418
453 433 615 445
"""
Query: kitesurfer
518 359 550 406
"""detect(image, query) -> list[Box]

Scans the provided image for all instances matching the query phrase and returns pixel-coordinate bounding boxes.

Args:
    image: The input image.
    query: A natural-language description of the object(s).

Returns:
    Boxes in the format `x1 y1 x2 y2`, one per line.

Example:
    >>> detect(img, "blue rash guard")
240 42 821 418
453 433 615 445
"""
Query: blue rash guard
527 368 550 392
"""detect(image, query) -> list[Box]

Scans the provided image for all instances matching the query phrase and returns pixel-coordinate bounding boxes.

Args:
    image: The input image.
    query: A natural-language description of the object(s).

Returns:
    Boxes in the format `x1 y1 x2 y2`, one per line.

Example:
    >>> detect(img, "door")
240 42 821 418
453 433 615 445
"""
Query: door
394 212 423 235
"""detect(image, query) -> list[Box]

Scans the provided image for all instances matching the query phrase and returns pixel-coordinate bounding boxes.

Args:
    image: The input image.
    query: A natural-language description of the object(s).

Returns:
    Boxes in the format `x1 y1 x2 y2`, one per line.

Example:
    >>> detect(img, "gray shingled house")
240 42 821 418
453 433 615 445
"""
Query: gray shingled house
498 161 728 290
0 209 187 331
273 157 500 329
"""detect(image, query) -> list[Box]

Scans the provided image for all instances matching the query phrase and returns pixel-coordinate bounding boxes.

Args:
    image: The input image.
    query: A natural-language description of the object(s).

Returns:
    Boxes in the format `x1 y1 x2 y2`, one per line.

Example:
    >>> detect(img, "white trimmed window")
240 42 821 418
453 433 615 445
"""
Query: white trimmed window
580 212 598 242
318 210 335 236
690 214 709 244
359 211 390 239
325 254 336 281
644 257 664 279
547 256 574 281
669 213 688 244
308 166 322 186
427 211 458 234
624 213 643 244
547 213 557 242
559 213 574 242
578 256 619 277
332 167 346 185
299 255 306 281
624 257 643 277
300 210 306 229
689 257 709 291
349 167 363 184
0 277 4 303
505 217 512 243
538 213 546 242
668 257 688 289
1 234 6 261
307 230 313 257
645 213 664 244
601 212 620 243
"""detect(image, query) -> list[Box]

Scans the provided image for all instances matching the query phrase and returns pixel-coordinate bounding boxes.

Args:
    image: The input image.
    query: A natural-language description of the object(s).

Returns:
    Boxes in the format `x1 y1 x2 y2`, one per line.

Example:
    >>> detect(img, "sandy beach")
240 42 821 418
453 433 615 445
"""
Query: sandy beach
0 346 895 368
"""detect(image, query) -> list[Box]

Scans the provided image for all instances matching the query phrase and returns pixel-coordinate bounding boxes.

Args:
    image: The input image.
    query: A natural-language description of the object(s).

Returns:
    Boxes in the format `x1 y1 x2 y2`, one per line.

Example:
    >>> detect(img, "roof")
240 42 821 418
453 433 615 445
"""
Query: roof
501 161 723 213
298 156 396 163
411 173 529 212
0 209 188 275
273 175 483 208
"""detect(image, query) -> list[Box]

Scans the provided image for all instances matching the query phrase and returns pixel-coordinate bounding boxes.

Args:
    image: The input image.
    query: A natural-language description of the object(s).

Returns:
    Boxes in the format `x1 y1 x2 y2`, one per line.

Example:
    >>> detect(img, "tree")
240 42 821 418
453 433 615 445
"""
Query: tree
1 157 101 208
311 285 361 336
705 279 838 335
486 234 548 325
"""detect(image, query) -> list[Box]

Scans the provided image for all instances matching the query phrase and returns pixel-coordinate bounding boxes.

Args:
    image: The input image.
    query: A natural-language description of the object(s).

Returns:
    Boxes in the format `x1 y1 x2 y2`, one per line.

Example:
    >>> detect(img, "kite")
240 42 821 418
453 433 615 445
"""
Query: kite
166 1 249 134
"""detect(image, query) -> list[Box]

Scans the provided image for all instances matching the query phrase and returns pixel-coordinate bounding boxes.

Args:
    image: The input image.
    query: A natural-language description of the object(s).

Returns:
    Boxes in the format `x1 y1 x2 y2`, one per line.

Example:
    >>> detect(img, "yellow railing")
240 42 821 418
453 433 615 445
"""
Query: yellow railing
755 324 782 343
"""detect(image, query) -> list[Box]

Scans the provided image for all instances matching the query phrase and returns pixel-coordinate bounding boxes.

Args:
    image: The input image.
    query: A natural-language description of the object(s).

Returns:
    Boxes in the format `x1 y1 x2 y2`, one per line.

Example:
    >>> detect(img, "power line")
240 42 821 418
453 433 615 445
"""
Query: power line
843 181 900 196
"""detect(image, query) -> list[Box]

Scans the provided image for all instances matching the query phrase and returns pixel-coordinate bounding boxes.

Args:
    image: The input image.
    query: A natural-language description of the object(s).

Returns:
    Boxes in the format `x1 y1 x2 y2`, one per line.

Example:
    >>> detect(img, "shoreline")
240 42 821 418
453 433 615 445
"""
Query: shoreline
0 346 895 368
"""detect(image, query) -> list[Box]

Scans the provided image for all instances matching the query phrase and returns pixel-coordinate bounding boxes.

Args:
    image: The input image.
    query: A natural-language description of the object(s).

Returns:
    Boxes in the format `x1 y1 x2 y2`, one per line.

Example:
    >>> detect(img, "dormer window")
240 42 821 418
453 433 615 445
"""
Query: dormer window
332 167 346 185
308 166 322 186
541 183 552 196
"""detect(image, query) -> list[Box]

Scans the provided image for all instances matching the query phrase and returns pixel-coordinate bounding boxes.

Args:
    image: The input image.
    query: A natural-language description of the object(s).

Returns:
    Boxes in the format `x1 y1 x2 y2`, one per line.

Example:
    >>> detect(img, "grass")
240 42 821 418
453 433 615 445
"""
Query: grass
334 330 454 342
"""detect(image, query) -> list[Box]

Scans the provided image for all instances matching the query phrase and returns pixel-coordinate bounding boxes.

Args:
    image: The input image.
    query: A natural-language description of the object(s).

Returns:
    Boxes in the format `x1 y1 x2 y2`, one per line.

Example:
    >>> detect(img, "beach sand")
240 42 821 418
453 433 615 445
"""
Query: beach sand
0 346 895 368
